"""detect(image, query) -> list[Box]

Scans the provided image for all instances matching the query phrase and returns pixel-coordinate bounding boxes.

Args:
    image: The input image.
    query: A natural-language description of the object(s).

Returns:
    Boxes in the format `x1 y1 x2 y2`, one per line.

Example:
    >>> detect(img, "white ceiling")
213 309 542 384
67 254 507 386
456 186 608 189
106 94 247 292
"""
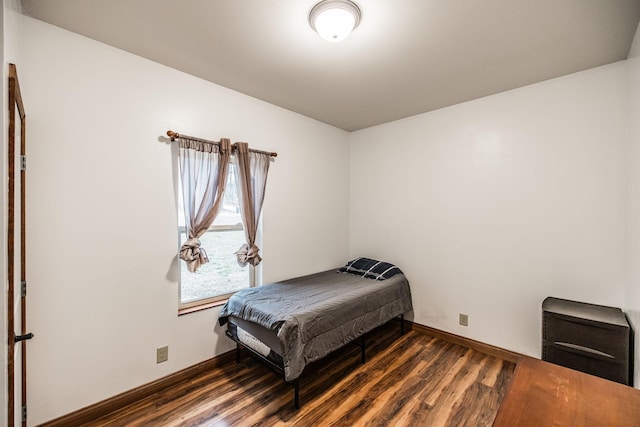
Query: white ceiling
20 0 640 131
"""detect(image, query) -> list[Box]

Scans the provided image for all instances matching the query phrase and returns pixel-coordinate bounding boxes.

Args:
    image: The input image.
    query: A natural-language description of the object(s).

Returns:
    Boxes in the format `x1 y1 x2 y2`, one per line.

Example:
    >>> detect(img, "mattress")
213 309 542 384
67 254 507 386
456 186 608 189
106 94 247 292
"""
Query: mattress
228 319 284 368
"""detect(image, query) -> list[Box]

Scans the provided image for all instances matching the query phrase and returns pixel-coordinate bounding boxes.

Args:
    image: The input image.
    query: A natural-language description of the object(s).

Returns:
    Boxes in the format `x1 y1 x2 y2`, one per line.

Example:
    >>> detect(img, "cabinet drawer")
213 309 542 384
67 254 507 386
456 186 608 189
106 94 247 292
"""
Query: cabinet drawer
543 313 629 362
544 343 629 385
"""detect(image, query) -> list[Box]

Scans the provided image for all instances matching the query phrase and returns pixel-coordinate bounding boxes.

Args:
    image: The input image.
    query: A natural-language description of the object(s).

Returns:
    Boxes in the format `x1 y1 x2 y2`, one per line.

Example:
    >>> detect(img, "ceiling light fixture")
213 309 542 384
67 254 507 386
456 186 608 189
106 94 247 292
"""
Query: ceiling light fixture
309 0 361 43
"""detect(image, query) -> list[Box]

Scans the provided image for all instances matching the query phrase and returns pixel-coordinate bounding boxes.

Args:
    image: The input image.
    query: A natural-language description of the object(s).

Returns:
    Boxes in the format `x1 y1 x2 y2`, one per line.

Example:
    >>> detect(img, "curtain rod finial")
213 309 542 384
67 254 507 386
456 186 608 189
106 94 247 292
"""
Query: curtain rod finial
167 130 179 140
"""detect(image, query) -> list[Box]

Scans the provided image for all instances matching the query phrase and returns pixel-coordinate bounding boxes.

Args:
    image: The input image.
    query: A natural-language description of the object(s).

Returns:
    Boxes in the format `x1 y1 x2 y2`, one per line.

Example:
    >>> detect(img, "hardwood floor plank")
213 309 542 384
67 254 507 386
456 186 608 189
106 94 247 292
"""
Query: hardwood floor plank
279 330 424 421
479 357 504 388
326 356 426 426
357 340 460 426
331 345 446 426
449 382 494 427
362 361 435 426
423 351 488 426
73 322 514 427
422 347 474 407
447 353 503 427
175 372 281 426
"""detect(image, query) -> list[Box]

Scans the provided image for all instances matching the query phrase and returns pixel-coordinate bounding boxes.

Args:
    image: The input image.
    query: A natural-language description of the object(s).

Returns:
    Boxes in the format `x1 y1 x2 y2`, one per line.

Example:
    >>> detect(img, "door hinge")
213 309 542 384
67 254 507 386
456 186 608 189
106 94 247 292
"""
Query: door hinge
21 280 26 297
20 155 26 171
22 404 27 423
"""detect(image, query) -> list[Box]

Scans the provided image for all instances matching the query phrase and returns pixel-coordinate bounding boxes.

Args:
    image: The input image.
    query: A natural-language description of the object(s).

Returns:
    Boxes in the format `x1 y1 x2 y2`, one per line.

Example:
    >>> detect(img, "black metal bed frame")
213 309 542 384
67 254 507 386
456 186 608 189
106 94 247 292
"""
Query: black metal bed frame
226 313 405 409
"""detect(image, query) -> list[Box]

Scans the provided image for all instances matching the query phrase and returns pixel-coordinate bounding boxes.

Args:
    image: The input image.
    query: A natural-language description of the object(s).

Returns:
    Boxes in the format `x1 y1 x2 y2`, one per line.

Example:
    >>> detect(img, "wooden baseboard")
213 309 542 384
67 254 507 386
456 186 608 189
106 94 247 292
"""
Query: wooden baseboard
39 350 235 426
406 320 523 364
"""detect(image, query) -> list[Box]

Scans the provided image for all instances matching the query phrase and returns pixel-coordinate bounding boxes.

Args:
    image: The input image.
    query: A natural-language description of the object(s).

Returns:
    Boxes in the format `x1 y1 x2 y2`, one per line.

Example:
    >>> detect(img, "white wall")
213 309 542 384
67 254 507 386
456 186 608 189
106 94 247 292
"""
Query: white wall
349 62 629 359
626 22 640 388
17 15 349 425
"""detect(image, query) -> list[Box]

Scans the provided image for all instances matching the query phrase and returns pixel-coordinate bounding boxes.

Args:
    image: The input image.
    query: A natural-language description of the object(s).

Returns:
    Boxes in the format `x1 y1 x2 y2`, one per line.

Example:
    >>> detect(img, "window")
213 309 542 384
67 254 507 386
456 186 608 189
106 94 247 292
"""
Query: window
178 161 257 309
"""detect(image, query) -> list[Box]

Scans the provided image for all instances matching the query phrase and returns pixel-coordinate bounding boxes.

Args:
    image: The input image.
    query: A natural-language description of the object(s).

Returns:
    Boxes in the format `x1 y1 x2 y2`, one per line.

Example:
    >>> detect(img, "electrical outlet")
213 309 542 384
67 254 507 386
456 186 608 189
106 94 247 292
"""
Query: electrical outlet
459 313 469 327
157 346 169 363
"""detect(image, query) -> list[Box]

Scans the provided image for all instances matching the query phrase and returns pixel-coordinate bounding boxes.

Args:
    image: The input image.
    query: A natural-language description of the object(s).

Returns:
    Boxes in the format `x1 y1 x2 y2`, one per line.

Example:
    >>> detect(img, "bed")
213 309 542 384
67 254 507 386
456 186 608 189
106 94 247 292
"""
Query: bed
218 258 413 408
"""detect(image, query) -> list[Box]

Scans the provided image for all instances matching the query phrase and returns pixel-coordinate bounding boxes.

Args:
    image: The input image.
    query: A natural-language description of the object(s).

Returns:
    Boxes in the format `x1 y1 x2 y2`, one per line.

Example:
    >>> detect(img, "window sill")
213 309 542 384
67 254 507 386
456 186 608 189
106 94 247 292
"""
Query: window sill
178 299 228 316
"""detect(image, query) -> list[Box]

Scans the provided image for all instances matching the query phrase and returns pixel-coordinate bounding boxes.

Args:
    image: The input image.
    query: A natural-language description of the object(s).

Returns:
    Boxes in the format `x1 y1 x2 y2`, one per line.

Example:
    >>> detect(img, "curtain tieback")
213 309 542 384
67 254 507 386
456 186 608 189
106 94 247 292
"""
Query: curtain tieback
180 238 209 272
235 243 262 267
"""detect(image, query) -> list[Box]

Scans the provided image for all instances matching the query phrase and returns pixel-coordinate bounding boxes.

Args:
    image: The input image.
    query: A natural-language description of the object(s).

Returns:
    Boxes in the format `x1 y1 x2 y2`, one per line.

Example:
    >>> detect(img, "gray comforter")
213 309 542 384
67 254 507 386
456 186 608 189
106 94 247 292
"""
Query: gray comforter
218 269 413 381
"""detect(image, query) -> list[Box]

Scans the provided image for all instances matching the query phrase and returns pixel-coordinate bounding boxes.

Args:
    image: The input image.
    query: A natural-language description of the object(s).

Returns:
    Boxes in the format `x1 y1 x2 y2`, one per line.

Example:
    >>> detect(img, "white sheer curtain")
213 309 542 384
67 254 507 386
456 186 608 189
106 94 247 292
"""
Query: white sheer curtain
233 142 271 267
178 138 232 272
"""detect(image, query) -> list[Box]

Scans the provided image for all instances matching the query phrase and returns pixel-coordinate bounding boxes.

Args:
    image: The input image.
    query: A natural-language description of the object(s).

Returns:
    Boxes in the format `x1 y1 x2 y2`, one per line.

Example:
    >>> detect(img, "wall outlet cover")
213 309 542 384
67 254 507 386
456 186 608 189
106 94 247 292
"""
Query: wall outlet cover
157 346 169 363
459 313 469 327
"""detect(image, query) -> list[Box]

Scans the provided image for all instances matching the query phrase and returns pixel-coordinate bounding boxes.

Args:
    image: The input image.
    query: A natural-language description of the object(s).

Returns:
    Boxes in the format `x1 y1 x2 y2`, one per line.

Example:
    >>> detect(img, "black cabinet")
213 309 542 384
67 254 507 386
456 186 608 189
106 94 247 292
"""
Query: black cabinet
542 297 632 386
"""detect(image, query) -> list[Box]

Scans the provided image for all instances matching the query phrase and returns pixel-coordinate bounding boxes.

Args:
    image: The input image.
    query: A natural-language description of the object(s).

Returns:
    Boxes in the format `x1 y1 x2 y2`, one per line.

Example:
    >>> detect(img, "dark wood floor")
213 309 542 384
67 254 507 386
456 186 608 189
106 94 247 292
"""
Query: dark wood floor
83 321 515 426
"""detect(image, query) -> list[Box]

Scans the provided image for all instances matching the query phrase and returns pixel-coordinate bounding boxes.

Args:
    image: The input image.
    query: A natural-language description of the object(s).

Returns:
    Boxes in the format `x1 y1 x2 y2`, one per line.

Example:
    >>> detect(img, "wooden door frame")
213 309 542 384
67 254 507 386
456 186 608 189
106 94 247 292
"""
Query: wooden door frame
7 63 27 427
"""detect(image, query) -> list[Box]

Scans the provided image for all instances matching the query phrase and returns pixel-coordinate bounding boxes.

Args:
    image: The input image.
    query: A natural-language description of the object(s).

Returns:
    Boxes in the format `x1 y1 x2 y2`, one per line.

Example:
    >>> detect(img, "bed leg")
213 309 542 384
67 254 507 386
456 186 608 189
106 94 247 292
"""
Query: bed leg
361 335 366 364
294 379 300 409
400 313 405 335
235 343 240 363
